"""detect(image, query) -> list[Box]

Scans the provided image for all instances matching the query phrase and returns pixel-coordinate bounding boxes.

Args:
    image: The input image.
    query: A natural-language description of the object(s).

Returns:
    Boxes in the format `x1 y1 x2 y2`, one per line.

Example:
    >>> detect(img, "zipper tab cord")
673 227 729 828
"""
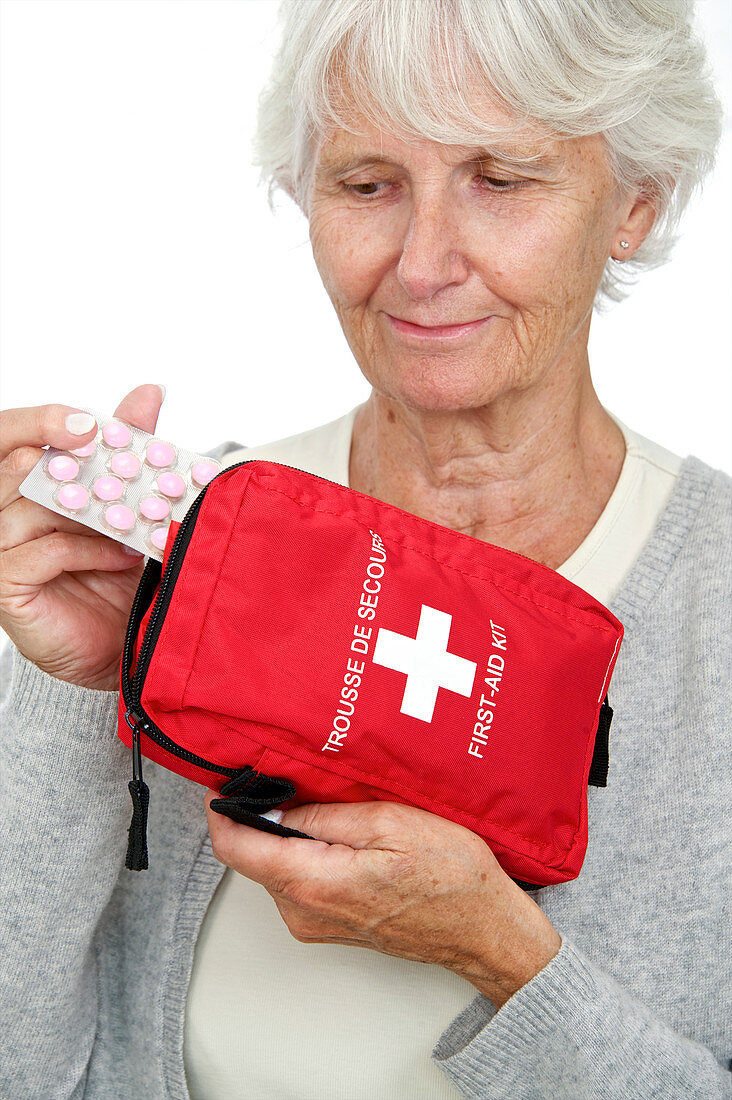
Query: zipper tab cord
125 710 150 871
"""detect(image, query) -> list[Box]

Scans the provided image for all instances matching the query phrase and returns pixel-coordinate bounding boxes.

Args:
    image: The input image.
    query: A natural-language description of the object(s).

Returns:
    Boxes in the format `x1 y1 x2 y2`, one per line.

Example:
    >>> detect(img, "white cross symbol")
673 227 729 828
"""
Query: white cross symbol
372 604 477 723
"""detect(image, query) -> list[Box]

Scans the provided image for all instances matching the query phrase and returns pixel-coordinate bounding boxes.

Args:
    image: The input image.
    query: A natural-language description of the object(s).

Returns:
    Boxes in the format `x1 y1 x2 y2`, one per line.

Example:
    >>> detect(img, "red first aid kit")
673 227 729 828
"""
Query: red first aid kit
118 459 622 889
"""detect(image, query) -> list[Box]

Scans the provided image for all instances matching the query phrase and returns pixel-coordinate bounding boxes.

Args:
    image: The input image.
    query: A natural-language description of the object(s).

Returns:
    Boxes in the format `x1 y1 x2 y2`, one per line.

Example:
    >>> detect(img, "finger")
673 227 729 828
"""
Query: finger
0 495 105 552
113 384 166 435
204 790 329 890
0 445 45 510
0 531 144 592
0 405 98 463
279 799 430 850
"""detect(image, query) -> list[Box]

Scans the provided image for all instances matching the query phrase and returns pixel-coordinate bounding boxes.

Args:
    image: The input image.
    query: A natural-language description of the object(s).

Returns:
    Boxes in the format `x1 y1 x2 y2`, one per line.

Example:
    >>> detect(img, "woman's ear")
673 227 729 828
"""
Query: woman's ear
612 179 668 260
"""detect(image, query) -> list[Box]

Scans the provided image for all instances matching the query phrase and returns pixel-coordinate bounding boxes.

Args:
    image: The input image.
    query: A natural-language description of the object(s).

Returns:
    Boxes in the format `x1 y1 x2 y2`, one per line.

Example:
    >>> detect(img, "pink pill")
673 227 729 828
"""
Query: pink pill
47 454 80 481
104 504 136 533
139 495 170 522
155 472 186 500
56 482 90 512
71 440 97 458
146 441 176 469
190 460 220 488
93 475 125 502
149 524 170 552
110 450 142 480
102 421 132 449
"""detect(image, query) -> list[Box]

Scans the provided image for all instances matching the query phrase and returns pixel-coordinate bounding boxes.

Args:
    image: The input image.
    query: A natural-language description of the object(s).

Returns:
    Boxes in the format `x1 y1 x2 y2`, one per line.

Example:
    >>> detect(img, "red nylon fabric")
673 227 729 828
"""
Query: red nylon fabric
118 460 623 886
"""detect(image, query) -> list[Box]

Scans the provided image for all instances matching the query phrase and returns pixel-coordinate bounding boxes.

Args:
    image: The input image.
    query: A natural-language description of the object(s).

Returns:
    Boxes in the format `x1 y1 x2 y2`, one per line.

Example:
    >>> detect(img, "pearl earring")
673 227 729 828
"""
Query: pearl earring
620 240 630 250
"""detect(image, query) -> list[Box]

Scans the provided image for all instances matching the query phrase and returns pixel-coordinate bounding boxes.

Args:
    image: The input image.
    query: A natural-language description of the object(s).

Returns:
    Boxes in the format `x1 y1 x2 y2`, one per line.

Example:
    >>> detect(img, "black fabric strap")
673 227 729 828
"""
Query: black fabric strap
209 800 315 840
210 767 317 841
588 695 613 788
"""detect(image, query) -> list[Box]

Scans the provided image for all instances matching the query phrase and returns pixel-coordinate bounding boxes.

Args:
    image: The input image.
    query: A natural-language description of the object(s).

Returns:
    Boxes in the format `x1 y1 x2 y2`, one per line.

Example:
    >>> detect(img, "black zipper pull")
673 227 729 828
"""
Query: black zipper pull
124 710 150 871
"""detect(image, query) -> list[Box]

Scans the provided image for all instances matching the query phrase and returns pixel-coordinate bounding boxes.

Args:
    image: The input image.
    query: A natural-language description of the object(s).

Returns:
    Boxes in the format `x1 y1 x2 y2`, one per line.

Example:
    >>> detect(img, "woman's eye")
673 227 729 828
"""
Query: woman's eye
478 175 520 191
343 181 389 197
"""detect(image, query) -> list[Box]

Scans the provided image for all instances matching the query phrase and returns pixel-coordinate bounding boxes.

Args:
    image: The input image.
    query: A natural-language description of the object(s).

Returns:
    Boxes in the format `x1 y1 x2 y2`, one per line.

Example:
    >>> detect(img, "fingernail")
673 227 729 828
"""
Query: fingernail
122 545 144 556
156 385 166 403
65 411 97 435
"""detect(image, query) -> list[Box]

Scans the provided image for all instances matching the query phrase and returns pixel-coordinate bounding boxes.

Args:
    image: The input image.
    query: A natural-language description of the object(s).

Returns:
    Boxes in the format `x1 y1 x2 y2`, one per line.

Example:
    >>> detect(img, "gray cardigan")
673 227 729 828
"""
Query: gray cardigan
1 454 730 1100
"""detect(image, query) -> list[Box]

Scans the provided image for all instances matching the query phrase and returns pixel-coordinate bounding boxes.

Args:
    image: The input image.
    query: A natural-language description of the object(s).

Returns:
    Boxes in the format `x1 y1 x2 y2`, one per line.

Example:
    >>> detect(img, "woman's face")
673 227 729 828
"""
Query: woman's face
308 103 637 413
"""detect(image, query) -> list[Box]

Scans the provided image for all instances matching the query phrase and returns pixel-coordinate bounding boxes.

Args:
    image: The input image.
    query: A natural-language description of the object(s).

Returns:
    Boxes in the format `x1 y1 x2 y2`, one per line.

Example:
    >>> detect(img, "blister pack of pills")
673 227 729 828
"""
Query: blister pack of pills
19 412 223 561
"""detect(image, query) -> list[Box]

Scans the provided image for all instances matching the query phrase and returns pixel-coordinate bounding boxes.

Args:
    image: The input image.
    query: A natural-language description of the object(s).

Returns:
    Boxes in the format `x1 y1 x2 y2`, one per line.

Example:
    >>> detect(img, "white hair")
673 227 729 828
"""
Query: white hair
253 0 722 305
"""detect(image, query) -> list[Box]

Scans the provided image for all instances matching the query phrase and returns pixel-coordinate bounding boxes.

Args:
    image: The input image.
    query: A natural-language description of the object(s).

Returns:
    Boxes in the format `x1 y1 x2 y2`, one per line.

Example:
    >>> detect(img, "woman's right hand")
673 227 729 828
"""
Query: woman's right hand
0 385 165 691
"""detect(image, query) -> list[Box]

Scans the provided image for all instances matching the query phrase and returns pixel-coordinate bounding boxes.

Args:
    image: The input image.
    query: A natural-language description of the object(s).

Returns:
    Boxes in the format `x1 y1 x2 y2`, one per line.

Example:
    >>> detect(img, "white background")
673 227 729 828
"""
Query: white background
1 0 730 470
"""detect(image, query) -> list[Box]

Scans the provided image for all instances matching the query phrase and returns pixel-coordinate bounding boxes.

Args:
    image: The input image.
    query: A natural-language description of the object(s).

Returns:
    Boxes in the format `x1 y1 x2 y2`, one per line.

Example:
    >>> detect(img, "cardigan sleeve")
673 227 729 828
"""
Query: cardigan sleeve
432 936 732 1099
0 642 131 1100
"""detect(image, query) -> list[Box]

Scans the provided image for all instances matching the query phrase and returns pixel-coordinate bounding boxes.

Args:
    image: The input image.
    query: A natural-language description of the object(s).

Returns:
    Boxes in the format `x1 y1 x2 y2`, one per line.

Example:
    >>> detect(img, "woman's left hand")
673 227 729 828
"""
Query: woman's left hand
205 794 562 1009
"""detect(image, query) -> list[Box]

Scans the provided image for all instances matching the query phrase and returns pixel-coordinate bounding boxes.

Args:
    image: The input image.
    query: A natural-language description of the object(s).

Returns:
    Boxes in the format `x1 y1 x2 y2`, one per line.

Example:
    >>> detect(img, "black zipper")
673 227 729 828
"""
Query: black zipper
121 462 250 871
121 461 249 780
118 486 236 778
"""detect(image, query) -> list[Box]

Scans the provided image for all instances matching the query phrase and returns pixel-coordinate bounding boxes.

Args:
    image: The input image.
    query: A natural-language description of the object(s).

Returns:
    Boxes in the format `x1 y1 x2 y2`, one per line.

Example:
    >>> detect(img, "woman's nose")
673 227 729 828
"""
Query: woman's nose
396 197 470 300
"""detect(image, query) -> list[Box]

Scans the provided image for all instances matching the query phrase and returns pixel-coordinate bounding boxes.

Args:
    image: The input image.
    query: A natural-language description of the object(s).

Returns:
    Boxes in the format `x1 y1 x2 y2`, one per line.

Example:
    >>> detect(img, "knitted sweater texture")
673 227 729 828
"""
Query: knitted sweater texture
0 454 730 1100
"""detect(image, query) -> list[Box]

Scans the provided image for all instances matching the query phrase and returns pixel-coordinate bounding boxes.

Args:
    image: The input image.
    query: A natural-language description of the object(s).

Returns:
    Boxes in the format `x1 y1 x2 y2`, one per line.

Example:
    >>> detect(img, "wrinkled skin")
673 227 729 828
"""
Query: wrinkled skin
206 794 562 1009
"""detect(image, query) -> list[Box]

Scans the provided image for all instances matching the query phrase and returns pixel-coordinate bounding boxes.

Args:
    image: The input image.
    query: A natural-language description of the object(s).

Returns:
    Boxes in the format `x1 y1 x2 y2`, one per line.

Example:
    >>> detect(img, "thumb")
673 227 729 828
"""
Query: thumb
113 383 166 435
281 801 404 850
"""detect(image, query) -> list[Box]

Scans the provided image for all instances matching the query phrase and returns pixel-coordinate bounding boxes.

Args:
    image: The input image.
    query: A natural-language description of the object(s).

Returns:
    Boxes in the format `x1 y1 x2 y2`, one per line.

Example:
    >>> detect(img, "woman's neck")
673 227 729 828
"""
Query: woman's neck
348 375 626 570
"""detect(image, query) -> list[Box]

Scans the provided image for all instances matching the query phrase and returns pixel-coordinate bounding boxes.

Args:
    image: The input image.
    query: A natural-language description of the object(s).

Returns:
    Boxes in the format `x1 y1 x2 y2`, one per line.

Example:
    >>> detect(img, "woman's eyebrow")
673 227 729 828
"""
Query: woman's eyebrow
471 147 561 170
320 155 394 178
319 148 561 177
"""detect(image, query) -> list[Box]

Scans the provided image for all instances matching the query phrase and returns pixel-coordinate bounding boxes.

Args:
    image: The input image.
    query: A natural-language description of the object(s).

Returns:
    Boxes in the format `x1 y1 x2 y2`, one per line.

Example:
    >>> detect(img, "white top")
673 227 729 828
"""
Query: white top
183 406 683 1100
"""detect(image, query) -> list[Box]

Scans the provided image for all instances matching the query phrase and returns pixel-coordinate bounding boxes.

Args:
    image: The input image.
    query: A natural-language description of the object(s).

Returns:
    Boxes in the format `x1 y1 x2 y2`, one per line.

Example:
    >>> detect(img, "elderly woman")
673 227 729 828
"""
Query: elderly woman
0 1 729 1097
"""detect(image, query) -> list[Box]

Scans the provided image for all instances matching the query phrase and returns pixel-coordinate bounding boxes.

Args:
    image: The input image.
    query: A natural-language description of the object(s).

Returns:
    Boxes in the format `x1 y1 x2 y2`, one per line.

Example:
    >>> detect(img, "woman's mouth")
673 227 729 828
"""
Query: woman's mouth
385 314 491 341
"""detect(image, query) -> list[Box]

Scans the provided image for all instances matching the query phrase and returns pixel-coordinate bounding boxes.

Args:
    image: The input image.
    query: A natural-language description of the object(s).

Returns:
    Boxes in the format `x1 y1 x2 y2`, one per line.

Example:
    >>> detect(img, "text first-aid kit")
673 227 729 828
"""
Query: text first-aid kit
117 454 623 889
